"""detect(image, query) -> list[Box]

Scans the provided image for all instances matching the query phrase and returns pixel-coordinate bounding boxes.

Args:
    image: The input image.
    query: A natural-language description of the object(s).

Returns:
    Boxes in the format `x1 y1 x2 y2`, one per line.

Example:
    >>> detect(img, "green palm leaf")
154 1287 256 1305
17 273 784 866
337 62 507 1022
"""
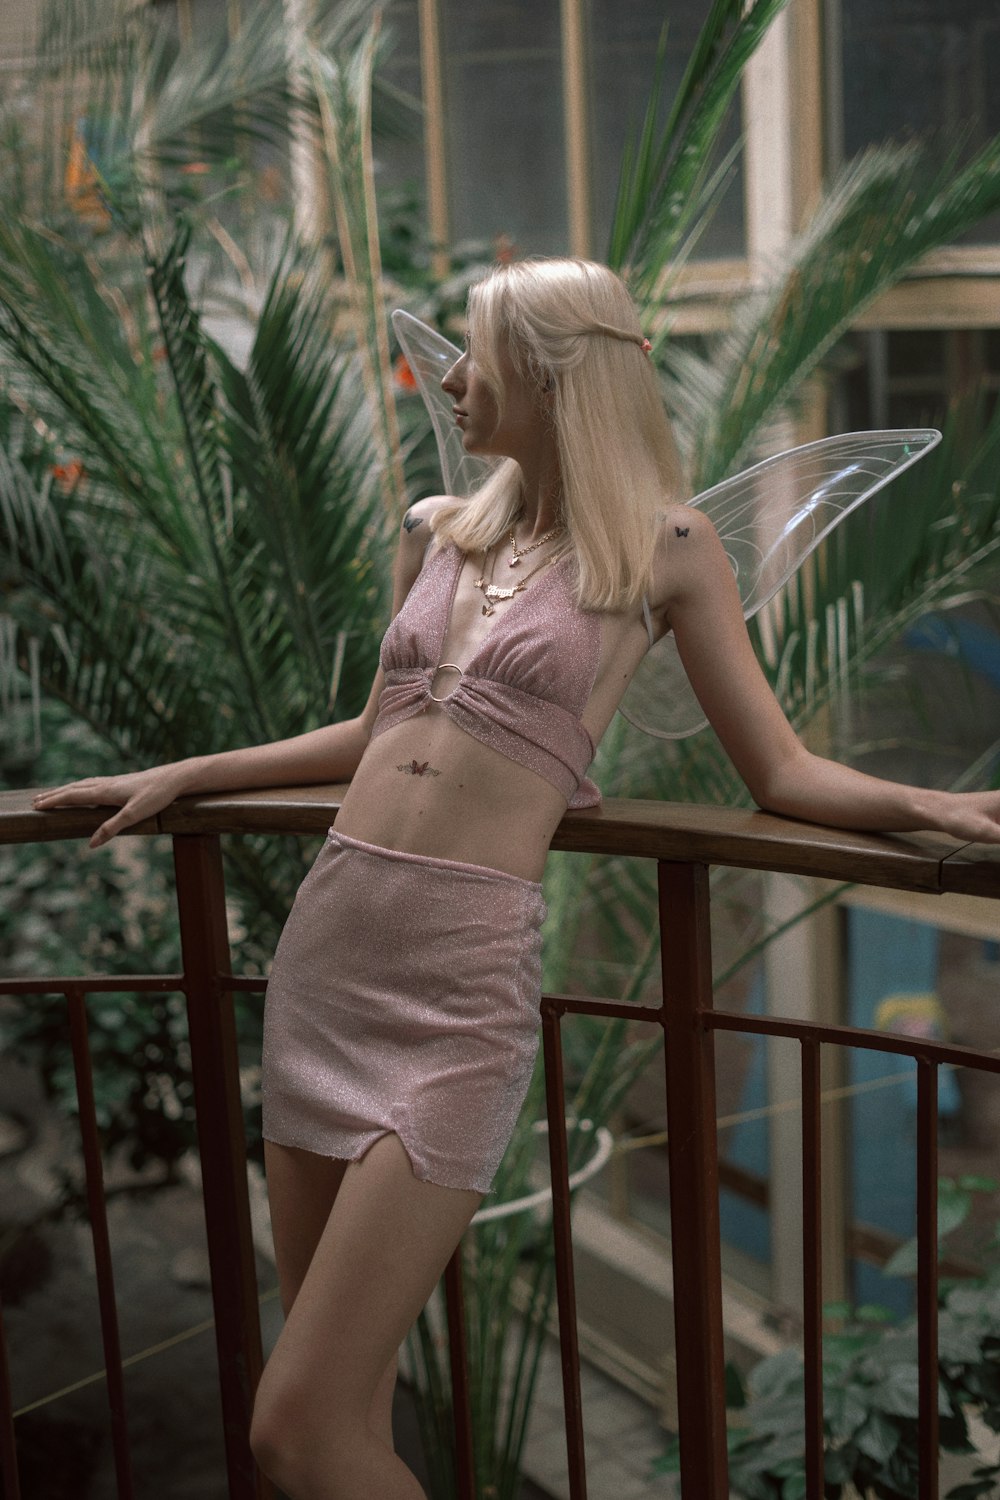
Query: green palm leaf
608 0 789 296
309 19 408 521
686 139 1000 485
27 0 402 205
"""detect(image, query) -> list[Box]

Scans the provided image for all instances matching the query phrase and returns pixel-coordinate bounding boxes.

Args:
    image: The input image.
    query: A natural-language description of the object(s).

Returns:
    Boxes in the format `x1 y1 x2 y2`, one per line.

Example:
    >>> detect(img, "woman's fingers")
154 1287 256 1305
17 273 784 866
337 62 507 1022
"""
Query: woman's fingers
30 780 156 846
89 811 131 849
32 781 112 808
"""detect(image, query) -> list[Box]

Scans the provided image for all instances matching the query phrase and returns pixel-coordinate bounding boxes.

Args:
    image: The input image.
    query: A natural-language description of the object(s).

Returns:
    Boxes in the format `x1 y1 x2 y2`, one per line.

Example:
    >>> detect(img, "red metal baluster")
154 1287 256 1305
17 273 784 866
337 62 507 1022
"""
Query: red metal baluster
916 1060 939 1500
801 1039 824 1499
66 986 136 1499
172 834 271 1500
658 860 729 1500
443 1247 476 1498
542 996 588 1499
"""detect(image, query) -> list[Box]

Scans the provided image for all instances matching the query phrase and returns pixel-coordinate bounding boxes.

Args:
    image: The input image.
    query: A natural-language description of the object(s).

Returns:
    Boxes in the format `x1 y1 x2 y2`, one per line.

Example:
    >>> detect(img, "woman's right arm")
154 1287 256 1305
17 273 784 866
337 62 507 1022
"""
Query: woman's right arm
31 499 445 848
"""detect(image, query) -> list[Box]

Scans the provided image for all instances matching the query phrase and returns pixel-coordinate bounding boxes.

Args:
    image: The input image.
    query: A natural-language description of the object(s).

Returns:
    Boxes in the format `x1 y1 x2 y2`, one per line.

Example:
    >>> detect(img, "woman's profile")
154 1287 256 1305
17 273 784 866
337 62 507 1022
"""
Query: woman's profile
31 257 1000 1500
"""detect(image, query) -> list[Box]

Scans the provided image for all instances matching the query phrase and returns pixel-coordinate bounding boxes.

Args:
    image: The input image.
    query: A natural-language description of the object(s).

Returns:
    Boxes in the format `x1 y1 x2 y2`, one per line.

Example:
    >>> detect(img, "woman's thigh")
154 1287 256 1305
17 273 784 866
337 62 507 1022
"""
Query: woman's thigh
264 1139 350 1314
257 1131 483 1432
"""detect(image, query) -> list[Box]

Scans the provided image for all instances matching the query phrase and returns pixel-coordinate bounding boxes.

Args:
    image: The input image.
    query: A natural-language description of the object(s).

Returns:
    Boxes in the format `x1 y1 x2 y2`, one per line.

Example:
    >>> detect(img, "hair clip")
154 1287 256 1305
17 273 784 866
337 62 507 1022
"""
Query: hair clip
641 337 652 355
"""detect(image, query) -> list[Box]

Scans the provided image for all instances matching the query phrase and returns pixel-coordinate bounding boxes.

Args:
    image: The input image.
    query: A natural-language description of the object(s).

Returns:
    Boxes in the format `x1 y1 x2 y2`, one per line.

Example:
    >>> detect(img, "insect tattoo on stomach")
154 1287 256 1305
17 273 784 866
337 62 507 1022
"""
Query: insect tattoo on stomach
396 760 442 777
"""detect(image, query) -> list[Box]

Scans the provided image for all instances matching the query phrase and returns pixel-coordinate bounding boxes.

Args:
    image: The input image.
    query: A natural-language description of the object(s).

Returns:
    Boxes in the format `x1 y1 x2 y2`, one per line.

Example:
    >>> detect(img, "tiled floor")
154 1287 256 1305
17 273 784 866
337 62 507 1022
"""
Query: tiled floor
518 1344 676 1500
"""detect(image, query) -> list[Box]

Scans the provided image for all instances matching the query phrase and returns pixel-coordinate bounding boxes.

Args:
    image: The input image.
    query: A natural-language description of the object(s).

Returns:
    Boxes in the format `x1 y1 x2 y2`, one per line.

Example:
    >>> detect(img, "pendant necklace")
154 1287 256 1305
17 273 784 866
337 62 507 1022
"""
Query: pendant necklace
473 542 561 616
507 520 564 567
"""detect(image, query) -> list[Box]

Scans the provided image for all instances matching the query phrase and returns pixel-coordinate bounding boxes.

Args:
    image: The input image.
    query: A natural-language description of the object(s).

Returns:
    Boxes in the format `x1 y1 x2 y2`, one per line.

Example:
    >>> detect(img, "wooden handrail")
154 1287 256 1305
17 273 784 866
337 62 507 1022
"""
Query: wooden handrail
4 782 1000 1497
1 784 993 894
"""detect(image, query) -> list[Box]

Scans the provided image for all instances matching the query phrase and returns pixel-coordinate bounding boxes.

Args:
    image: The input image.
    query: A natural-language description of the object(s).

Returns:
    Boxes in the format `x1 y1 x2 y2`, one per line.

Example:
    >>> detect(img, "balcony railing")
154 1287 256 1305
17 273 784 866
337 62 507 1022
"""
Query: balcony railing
1 784 999 1500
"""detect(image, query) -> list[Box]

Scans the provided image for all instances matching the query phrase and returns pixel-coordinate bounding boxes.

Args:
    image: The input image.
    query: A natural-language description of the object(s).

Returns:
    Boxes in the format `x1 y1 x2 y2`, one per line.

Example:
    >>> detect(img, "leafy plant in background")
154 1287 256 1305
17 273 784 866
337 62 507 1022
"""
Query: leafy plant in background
0 0 416 1126
655 1178 1000 1500
0 698 272 1176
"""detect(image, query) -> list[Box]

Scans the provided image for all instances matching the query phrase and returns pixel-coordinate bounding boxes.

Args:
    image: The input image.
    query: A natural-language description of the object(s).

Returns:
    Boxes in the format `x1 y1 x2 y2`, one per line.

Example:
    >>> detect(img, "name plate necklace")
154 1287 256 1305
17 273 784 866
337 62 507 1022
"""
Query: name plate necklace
473 528 564 616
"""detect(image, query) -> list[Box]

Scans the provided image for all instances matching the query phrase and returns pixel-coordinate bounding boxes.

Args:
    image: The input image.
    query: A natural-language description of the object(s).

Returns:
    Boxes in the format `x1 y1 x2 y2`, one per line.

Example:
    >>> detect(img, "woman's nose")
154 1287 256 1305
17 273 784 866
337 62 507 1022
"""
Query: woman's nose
441 354 465 394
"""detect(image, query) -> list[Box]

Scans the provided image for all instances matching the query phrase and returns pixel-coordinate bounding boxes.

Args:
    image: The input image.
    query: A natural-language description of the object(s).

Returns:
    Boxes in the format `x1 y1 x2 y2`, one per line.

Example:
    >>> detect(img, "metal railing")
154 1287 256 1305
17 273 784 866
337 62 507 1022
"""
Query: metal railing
1 783 999 1500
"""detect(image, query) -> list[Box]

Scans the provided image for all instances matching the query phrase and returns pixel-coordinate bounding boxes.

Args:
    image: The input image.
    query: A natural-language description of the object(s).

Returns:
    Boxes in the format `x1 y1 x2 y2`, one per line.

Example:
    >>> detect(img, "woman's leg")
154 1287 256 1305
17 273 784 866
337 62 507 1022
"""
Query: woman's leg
265 1141 348 1314
251 1131 482 1500
262 1141 398 1453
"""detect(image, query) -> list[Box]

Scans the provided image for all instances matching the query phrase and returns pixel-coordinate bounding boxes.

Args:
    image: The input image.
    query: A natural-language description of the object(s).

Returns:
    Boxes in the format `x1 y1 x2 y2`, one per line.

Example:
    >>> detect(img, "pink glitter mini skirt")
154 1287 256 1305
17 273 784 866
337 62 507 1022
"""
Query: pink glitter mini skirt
262 829 547 1194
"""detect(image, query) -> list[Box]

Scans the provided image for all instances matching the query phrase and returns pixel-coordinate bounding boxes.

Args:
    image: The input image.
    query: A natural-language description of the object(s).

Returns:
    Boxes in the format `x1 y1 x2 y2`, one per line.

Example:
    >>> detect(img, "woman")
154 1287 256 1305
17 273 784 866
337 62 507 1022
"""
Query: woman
31 258 1000 1499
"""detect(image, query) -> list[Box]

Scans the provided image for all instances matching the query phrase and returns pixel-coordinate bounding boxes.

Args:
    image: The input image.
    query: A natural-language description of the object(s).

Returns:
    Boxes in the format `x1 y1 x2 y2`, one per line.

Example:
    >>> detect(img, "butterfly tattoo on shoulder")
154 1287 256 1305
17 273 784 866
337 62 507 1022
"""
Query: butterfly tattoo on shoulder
397 760 441 777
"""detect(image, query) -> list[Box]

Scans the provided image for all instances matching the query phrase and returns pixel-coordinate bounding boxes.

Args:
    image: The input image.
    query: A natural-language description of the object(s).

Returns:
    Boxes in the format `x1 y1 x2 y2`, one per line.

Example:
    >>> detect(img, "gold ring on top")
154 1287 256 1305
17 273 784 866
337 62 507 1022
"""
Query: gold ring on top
428 663 464 703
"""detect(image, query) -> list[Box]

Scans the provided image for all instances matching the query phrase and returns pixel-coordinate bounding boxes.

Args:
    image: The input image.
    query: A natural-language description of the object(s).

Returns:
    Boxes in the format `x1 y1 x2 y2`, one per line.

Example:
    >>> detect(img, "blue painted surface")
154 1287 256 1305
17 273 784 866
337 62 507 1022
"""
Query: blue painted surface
719 909 956 1317
719 969 771 1264
904 614 1000 691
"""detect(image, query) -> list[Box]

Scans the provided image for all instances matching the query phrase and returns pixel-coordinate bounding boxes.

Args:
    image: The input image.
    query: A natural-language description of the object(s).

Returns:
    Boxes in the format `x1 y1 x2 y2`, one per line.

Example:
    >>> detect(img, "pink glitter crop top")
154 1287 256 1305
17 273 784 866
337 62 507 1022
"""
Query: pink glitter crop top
372 543 605 809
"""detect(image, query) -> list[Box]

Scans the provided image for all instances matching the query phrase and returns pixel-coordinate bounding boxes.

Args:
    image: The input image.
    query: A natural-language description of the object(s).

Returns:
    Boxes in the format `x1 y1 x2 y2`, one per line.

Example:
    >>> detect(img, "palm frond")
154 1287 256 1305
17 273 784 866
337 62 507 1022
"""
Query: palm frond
609 0 789 296
308 21 407 523
771 397 1000 738
213 248 390 721
0 219 166 505
145 220 284 739
692 138 1000 484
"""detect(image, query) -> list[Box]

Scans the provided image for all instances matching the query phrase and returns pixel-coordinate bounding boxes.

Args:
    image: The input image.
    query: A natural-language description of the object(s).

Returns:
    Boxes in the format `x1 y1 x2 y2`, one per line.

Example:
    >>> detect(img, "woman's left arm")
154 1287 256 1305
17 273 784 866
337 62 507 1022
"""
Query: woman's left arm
660 508 1000 845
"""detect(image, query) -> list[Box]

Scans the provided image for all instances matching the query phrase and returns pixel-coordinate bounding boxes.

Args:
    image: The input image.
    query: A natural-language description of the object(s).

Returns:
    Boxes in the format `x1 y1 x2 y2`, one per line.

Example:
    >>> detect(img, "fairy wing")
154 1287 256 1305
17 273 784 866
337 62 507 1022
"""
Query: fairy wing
390 310 941 738
392 309 493 500
620 428 942 738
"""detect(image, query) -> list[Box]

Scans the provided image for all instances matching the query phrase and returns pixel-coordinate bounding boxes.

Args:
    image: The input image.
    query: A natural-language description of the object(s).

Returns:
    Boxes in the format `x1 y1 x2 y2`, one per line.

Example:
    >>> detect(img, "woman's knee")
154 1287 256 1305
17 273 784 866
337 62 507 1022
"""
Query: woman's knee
249 1378 295 1483
251 1361 368 1486
251 1371 325 1486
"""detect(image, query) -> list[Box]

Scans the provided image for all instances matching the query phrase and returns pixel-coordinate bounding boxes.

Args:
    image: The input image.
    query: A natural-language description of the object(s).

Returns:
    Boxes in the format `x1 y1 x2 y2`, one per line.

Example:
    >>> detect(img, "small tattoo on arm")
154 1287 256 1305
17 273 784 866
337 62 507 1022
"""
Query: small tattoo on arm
397 760 441 777
402 512 424 533
675 526 689 538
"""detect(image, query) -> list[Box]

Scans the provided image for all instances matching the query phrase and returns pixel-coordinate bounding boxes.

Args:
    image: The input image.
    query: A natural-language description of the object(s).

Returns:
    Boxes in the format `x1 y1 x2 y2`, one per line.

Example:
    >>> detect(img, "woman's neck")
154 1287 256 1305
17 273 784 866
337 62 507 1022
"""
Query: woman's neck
514 454 564 542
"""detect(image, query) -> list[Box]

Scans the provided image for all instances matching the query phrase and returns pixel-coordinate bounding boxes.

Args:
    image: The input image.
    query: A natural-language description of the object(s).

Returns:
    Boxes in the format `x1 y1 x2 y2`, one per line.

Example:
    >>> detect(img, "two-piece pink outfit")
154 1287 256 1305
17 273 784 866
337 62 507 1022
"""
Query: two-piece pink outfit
262 543 607 1193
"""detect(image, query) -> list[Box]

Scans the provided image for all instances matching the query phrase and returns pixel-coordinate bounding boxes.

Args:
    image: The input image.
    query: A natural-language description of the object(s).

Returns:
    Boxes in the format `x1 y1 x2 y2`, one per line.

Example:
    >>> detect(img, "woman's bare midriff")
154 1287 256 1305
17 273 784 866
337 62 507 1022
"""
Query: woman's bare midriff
333 712 571 883
332 570 657 881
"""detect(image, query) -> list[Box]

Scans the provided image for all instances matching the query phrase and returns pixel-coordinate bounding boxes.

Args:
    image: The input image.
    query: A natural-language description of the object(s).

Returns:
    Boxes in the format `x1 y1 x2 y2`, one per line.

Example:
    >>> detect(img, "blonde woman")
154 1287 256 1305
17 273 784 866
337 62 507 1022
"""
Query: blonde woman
32 257 1000 1499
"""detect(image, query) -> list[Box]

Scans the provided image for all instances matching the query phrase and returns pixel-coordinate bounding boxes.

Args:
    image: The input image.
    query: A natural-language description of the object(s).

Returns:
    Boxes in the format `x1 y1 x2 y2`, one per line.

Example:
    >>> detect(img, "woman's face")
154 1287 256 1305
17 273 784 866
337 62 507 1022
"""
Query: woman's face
441 335 548 461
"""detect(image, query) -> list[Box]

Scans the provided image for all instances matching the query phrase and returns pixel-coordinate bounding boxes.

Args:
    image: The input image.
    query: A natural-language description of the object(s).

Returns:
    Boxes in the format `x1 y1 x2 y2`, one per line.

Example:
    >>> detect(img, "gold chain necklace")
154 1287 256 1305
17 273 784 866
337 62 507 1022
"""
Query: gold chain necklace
473 543 559 616
507 521 564 568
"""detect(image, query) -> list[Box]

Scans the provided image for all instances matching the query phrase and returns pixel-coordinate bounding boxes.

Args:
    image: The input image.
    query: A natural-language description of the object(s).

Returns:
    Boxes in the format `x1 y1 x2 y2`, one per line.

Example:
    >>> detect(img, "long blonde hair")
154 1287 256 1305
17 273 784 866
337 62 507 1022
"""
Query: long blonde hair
432 258 684 611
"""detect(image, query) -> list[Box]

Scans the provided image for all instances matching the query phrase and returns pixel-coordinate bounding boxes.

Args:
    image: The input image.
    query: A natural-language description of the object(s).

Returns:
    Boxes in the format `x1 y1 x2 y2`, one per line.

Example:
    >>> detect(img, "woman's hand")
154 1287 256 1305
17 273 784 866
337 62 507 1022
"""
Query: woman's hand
922 789 1000 846
31 765 193 849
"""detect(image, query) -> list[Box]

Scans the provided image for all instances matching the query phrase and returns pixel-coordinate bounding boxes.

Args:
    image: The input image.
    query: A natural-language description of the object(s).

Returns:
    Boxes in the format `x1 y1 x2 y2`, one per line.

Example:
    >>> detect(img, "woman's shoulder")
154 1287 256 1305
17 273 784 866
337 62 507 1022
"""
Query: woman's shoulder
400 494 455 538
646 502 722 612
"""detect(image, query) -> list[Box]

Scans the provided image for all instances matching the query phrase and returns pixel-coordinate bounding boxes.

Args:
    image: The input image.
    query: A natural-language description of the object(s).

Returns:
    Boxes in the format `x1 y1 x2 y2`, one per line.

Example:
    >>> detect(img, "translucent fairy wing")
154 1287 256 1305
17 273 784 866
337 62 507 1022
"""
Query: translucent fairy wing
620 428 942 739
388 311 942 739
391 309 493 499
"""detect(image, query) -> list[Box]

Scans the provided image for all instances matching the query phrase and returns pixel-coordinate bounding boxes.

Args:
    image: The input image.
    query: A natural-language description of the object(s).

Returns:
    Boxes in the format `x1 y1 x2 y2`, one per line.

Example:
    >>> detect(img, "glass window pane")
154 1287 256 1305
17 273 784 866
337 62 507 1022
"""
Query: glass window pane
834 329 1000 431
839 0 1000 244
587 0 745 260
440 0 567 257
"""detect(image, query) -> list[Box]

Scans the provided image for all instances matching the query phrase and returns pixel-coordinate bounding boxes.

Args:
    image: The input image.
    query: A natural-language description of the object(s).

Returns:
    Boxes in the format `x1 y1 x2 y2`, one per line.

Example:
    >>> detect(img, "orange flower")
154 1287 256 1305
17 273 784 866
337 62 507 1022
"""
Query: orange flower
51 460 85 494
393 354 418 391
179 161 212 176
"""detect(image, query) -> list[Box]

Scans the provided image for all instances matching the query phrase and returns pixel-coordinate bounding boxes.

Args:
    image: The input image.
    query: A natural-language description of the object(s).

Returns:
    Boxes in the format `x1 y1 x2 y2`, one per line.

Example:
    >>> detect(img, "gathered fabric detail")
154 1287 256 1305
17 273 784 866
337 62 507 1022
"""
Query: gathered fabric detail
372 543 604 808
374 667 596 803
